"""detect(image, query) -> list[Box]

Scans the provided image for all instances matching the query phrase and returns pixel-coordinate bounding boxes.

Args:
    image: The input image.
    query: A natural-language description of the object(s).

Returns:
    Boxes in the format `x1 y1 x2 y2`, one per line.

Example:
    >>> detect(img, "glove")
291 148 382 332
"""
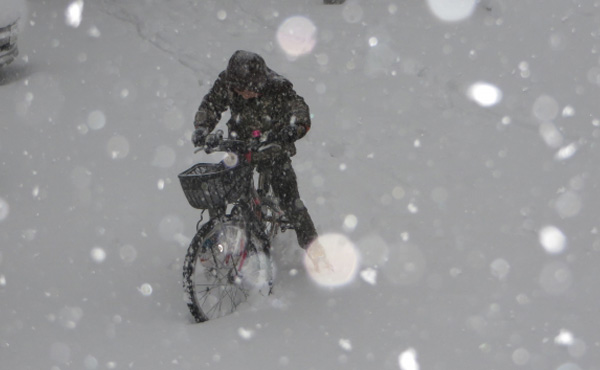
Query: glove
192 126 209 147
276 125 299 144
204 130 224 149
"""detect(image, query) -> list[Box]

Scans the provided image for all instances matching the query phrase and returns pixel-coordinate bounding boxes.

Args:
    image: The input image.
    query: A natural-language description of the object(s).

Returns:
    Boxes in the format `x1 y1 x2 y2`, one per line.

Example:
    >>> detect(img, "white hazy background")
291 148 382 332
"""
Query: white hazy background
1 0 599 369
0 0 27 25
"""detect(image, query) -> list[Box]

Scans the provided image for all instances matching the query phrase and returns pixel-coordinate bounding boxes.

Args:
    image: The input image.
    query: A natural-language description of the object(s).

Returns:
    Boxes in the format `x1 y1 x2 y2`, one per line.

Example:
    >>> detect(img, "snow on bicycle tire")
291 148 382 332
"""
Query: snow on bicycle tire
183 216 273 322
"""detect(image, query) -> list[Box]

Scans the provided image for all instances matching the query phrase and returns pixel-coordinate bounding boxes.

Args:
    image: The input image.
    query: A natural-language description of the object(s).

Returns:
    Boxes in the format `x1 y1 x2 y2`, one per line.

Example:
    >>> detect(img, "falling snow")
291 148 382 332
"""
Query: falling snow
338 338 352 352
399 348 420 370
426 0 476 22
65 0 84 28
467 82 503 107
90 247 107 263
238 327 255 340
1 0 599 369
539 225 567 254
138 283 153 296
555 329 575 346
359 268 377 285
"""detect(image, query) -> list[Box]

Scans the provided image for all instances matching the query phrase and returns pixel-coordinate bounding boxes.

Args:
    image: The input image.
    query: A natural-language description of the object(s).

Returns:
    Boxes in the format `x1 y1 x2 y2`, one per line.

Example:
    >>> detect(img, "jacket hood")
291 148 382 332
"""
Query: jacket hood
225 50 268 93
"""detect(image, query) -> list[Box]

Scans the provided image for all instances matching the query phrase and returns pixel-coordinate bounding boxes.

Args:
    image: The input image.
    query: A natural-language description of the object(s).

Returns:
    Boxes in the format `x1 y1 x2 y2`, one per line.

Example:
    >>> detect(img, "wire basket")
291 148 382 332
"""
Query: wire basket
178 162 252 210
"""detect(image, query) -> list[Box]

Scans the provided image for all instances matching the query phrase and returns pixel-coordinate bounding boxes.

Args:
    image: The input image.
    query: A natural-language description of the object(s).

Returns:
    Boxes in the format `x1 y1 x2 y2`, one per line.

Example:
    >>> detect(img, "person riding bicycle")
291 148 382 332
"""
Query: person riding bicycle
191 50 330 271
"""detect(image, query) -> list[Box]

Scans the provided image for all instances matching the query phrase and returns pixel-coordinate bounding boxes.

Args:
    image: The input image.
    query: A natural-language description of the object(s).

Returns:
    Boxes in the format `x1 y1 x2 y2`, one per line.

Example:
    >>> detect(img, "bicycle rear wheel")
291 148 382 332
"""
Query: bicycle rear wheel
183 216 273 323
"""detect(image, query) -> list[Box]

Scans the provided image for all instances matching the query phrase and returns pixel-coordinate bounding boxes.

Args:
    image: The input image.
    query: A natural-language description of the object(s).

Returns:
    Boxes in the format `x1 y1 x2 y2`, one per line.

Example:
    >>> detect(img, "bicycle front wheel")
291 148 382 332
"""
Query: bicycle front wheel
183 216 273 323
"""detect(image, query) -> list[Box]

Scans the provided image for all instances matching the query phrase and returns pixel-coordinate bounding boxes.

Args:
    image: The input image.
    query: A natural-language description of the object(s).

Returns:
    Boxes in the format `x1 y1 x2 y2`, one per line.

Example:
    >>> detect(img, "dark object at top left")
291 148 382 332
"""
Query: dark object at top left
0 19 19 67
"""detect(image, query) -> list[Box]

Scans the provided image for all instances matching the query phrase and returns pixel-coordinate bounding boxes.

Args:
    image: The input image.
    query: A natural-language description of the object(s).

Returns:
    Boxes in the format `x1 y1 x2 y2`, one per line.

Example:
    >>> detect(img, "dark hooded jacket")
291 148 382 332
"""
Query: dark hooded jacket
192 51 318 249
194 51 311 158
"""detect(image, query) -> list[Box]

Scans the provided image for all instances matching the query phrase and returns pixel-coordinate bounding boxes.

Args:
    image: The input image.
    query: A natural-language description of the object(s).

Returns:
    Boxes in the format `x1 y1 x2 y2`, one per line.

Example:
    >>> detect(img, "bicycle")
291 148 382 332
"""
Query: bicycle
178 131 292 323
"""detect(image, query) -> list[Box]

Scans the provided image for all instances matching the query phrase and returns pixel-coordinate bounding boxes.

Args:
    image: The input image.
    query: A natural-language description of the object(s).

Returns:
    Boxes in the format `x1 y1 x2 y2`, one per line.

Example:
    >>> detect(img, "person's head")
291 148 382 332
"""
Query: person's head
226 50 267 98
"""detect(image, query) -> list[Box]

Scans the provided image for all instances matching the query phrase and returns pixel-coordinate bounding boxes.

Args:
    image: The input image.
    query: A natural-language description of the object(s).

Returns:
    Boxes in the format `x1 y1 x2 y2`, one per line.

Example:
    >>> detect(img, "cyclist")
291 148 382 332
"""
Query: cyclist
191 50 330 271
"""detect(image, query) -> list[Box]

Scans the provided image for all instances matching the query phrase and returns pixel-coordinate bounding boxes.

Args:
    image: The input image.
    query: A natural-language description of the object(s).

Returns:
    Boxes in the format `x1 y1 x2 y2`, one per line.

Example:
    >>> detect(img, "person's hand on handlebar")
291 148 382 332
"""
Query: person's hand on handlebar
193 128 284 156
205 130 224 150
192 126 210 147
276 125 300 144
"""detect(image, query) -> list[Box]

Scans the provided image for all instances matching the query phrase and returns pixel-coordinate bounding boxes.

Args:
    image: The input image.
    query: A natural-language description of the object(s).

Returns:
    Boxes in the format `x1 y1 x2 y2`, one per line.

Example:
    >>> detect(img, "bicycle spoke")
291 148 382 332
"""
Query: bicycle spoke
224 285 239 306
197 288 214 311
216 286 232 314
206 292 223 317
184 217 274 322
206 301 221 318
196 255 239 318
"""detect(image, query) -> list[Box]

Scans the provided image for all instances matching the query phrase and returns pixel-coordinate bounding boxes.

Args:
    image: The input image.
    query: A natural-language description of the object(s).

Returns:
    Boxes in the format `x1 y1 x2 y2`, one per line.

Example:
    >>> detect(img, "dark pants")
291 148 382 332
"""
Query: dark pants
258 157 317 249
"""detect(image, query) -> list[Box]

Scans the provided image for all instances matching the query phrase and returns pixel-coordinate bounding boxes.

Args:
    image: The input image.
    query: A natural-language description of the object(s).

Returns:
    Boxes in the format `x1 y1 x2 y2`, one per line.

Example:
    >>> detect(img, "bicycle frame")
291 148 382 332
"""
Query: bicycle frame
198 165 282 242
186 136 292 243
181 138 289 322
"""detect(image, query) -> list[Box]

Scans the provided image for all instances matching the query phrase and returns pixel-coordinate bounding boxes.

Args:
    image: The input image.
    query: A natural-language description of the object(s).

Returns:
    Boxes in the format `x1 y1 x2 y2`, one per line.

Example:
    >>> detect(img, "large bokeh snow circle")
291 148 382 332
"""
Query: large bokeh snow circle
276 16 317 58
106 135 130 159
304 233 360 288
426 0 476 22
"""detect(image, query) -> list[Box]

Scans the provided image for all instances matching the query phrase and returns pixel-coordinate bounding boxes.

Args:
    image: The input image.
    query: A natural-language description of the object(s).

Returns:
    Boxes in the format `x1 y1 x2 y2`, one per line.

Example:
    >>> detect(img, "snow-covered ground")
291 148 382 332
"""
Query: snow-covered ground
1 0 600 369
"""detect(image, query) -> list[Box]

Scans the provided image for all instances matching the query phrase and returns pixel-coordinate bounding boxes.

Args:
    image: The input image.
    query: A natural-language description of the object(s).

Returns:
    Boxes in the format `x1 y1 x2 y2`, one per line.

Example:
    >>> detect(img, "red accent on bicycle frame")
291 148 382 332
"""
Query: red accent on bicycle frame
224 239 248 273
238 250 247 271
252 194 262 220
244 151 252 163
252 130 262 138
237 237 248 272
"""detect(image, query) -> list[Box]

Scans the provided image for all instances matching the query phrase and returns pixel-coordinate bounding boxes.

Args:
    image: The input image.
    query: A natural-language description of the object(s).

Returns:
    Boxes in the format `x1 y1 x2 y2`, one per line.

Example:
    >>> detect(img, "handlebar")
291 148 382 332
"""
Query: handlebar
194 130 282 155
194 139 247 154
